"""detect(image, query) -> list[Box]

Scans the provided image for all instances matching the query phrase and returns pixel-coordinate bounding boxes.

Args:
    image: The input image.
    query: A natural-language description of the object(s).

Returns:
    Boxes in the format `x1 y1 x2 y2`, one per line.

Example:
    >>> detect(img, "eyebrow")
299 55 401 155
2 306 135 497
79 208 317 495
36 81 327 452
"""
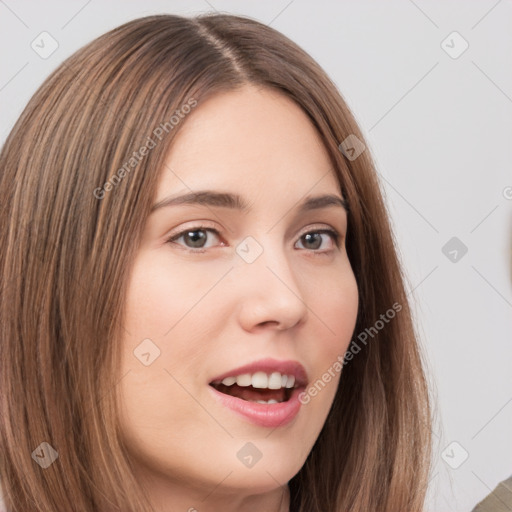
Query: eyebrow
150 190 349 215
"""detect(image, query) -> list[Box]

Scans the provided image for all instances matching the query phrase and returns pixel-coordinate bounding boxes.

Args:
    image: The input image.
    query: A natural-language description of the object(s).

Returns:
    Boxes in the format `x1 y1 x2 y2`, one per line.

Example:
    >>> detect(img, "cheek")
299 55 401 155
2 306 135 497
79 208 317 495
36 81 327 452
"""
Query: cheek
304 262 359 360
123 251 212 339
118 255 206 431
300 264 359 407
116 258 214 471
328 269 359 352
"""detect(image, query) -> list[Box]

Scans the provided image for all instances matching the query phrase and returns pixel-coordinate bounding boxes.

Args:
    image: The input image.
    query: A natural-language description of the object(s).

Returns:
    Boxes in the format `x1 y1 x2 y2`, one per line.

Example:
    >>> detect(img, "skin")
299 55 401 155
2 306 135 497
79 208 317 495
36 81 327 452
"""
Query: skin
116 84 359 512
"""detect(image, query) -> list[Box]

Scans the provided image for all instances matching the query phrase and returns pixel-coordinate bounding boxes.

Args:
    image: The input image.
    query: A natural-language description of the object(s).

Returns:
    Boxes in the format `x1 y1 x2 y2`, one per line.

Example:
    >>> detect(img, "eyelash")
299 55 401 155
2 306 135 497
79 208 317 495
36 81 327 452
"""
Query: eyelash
165 225 341 255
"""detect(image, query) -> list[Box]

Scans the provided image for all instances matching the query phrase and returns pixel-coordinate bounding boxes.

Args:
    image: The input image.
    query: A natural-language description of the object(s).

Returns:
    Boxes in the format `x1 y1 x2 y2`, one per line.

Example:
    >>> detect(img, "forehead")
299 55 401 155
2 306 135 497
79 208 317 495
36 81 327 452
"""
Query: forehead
156 85 341 201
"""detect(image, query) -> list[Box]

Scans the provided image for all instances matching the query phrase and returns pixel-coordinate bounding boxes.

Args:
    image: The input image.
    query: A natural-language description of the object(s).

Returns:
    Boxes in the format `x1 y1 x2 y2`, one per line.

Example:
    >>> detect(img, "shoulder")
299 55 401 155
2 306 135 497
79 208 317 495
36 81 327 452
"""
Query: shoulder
472 474 512 512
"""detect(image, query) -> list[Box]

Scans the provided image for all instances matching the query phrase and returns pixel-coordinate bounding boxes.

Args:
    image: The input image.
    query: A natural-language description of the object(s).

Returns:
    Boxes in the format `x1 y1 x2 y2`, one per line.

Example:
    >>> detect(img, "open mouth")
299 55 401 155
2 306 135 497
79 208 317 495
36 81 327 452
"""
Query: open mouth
208 363 308 427
210 372 295 404
209 381 294 404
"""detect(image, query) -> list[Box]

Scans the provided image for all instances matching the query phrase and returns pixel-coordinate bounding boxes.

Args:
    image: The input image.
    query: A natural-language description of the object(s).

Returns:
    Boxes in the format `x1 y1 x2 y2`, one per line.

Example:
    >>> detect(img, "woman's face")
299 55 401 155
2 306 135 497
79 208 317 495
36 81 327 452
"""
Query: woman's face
117 85 359 509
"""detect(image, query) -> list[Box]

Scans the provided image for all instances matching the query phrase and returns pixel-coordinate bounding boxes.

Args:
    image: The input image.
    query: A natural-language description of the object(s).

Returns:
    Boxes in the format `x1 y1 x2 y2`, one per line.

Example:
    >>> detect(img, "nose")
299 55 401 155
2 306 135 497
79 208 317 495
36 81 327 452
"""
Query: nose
235 238 309 332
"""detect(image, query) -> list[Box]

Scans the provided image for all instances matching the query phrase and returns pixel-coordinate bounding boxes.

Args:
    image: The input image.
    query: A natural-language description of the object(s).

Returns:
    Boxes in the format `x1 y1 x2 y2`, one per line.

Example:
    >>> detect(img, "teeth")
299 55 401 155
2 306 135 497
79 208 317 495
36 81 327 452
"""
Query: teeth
252 371 268 388
267 372 282 389
285 375 295 389
250 399 281 404
235 374 252 387
219 371 298 389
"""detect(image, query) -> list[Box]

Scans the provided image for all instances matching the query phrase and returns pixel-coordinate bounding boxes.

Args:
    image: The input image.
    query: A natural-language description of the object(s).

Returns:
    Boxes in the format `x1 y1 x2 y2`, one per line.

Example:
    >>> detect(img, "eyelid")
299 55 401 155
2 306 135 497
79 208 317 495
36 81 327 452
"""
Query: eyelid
166 222 220 242
296 223 337 238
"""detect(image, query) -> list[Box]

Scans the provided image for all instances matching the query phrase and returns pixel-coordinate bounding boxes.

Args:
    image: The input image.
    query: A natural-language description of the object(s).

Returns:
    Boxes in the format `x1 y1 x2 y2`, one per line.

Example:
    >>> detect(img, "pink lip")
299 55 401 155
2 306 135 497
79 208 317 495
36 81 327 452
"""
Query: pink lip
208 357 308 428
208 384 305 428
209 358 309 386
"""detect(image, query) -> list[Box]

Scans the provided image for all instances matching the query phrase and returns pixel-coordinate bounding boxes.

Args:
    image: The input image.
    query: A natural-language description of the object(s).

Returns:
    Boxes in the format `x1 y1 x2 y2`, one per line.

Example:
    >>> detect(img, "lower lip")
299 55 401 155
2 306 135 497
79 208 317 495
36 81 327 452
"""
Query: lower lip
208 385 304 428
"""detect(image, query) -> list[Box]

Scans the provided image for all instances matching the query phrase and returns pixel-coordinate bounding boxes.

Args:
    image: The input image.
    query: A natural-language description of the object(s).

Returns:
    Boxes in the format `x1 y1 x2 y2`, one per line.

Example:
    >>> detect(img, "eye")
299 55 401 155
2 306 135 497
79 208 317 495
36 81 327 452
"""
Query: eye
165 225 341 254
295 229 340 253
166 225 222 253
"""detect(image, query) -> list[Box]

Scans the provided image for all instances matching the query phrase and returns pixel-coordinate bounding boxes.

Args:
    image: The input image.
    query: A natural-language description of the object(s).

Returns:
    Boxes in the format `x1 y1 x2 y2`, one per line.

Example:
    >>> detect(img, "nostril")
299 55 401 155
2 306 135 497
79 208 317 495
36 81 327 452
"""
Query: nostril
257 320 280 328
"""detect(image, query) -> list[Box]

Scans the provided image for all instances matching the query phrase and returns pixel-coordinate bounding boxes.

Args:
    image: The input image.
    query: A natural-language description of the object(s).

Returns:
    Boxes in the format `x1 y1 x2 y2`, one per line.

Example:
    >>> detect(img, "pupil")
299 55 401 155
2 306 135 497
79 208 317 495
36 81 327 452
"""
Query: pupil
185 230 206 248
304 233 321 250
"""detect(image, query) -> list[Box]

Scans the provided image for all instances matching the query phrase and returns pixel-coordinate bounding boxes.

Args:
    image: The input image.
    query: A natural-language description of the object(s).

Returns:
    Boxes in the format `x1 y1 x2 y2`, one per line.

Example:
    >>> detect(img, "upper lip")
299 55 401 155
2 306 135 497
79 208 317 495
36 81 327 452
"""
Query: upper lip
209 358 309 387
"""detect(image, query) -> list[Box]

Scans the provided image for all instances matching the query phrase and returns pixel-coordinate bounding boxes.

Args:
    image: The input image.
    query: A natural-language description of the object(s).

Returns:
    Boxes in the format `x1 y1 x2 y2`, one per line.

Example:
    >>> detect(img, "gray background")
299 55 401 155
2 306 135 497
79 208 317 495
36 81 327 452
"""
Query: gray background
1 1 511 511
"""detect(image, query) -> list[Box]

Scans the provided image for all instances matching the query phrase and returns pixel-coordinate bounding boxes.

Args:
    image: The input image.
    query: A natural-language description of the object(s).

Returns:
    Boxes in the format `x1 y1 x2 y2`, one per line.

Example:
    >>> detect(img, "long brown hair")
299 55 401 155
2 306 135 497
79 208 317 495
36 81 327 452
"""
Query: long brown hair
0 13 432 511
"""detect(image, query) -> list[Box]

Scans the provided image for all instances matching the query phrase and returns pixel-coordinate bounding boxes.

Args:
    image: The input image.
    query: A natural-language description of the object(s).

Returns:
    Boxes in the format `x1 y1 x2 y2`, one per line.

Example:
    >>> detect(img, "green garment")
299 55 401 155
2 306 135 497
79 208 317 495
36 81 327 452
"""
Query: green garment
472 475 512 512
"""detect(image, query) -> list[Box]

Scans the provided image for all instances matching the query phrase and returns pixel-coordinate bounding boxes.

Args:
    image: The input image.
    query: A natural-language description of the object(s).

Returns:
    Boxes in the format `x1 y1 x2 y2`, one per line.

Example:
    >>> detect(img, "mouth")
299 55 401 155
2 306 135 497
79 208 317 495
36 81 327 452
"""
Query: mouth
209 378 295 404
207 359 308 428
208 359 308 405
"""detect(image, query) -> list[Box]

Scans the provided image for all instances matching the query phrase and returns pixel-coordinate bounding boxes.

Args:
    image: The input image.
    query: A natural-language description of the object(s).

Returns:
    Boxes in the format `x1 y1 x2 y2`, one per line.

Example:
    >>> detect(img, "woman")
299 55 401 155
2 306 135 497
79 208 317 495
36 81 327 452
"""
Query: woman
0 13 432 512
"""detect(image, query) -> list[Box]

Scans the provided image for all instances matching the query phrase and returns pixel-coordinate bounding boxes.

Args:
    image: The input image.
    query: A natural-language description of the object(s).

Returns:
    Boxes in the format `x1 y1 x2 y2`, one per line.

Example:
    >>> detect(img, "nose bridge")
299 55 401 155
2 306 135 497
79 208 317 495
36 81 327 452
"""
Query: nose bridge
235 232 308 328
237 232 296 286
